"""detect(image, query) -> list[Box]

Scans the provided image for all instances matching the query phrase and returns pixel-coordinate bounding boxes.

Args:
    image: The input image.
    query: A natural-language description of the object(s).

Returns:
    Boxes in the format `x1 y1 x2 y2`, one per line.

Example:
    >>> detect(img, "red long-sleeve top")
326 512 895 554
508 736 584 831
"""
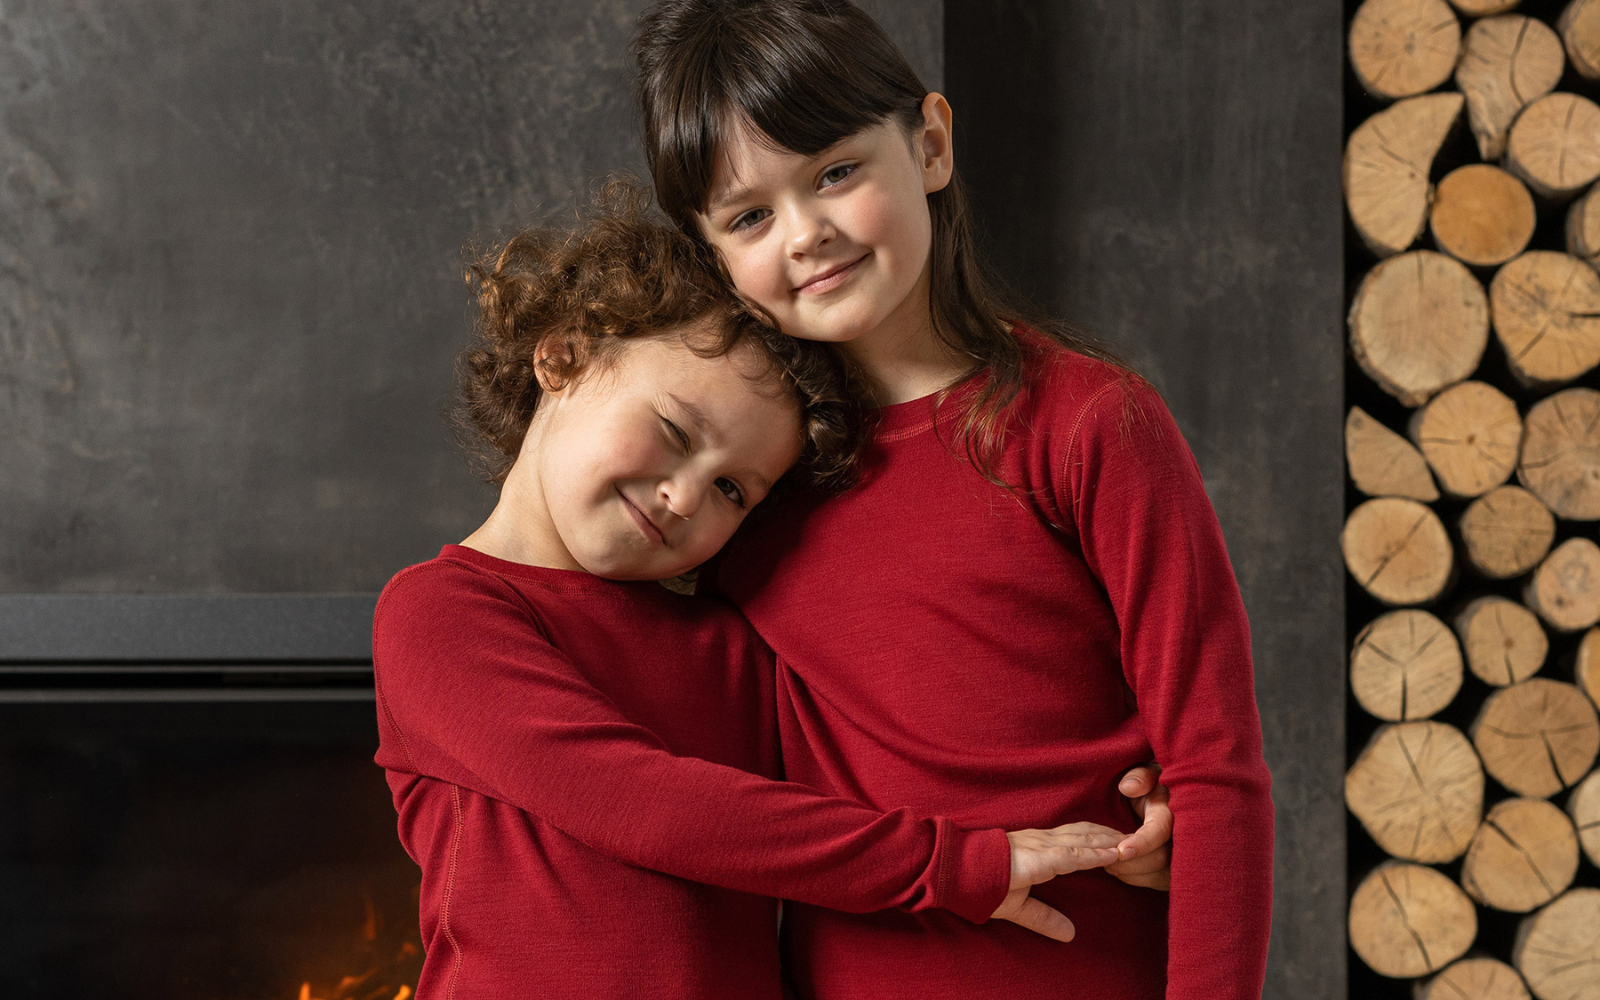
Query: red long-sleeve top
371 546 1011 1000
709 343 1275 1000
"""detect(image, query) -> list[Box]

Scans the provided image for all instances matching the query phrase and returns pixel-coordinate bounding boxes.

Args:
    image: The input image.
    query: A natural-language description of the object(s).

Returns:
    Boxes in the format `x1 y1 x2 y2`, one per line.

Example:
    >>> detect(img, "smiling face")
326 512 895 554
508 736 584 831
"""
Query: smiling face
509 327 803 581
695 99 953 360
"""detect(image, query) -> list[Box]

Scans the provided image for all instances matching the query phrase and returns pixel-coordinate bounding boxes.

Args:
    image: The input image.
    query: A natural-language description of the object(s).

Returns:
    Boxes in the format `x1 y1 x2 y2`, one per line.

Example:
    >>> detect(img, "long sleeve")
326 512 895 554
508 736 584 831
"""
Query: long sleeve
370 560 1010 923
1062 378 1275 1000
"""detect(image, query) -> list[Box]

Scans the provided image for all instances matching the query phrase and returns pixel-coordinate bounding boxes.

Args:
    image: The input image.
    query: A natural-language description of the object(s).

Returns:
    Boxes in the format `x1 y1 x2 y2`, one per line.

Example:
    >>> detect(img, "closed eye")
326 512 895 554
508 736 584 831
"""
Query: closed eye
663 418 690 452
715 477 746 509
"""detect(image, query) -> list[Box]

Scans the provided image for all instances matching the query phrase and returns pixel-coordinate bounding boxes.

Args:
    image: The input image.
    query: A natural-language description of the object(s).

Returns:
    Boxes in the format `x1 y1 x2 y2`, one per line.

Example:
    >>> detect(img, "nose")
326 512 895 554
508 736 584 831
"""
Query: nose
785 202 835 257
659 473 709 521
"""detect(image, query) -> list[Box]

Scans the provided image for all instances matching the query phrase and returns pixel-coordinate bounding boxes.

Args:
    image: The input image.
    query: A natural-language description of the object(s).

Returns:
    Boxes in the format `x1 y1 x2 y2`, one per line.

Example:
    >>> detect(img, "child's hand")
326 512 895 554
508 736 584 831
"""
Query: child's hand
992 823 1123 941
1108 763 1173 891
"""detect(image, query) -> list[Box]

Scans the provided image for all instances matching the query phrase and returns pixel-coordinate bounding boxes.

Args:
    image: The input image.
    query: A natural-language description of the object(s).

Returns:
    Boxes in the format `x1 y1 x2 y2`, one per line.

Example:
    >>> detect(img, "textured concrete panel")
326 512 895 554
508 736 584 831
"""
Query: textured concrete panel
947 2 1345 997
0 0 941 594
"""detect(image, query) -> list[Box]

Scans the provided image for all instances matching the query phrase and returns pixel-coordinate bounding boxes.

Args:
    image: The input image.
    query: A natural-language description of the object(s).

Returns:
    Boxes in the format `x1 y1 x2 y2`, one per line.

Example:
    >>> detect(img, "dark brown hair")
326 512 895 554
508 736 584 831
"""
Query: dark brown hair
632 0 1128 482
455 178 861 491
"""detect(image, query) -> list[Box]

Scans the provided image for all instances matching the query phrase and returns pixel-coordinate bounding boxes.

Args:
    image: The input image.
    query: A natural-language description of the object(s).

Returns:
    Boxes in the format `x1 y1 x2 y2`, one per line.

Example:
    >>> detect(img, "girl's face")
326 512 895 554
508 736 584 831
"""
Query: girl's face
517 328 802 581
695 96 954 355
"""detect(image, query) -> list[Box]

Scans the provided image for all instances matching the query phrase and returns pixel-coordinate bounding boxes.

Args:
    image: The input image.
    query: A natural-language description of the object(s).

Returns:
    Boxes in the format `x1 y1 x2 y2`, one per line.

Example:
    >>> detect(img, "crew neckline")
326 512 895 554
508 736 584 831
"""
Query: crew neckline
870 369 986 439
438 544 671 597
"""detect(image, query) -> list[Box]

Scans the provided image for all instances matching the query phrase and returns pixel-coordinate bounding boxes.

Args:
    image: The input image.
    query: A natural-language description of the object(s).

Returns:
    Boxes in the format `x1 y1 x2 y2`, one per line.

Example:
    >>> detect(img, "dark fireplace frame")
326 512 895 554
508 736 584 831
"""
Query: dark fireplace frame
0 595 377 702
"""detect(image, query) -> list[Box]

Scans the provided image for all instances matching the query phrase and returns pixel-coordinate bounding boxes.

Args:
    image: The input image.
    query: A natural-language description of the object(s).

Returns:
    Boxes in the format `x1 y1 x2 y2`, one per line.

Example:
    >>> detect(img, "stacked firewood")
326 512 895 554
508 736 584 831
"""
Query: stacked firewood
1343 1 1600 998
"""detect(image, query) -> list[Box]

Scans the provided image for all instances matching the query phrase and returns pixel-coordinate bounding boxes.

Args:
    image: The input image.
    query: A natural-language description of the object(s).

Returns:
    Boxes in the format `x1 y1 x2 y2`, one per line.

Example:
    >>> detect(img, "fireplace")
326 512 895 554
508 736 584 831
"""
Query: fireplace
0 597 420 999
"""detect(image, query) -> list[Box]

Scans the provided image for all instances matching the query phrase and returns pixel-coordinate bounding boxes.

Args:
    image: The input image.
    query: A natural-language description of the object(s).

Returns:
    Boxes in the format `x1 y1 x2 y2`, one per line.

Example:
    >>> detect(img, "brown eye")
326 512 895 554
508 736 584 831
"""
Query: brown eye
715 477 746 508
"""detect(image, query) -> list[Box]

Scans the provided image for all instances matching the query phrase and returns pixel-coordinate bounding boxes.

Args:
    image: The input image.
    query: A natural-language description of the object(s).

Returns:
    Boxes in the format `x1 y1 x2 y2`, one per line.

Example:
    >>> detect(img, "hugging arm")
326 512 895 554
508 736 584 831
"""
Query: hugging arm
373 560 1118 937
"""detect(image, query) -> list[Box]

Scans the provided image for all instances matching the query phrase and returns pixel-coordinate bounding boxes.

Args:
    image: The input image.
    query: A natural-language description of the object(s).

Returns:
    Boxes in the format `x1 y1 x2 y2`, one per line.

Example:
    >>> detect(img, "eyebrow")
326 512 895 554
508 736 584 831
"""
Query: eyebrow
706 182 753 216
667 392 711 436
668 391 774 496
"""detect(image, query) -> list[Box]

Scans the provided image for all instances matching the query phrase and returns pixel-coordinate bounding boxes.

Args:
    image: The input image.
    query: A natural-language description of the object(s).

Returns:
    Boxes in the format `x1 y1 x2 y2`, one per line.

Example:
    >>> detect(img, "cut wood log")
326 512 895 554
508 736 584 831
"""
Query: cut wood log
1350 861 1478 979
1472 678 1600 796
1346 721 1484 861
1409 380 1522 497
1346 94 1467 257
1452 0 1521 12
1513 888 1600 1000
1568 185 1600 266
1353 609 1464 720
1518 389 1600 519
1565 769 1600 868
1560 0 1600 79
1431 165 1538 266
1461 797 1580 912
1349 251 1491 406
1505 93 1600 199
1349 406 1442 500
1526 538 1600 632
1343 497 1455 605
1457 595 1549 686
1459 486 1556 579
1416 958 1533 1000
1455 15 1566 160
1491 252 1600 386
1578 627 1600 709
1350 0 1464 100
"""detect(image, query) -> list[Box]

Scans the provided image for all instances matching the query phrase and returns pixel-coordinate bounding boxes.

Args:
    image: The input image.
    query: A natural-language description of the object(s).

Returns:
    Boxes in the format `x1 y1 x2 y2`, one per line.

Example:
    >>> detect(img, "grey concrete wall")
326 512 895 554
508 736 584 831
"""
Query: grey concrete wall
945 3 1346 997
0 0 939 594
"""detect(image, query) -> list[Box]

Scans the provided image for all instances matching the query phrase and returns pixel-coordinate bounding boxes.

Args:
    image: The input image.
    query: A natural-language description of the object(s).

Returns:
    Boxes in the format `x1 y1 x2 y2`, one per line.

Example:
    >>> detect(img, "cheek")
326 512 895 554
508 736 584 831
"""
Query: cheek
688 510 742 561
852 179 928 268
723 243 788 308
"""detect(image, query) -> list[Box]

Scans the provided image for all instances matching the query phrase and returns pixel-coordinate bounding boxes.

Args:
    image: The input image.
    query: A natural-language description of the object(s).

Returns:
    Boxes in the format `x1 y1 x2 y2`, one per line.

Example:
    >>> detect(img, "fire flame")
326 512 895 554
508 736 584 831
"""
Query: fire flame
295 890 421 1000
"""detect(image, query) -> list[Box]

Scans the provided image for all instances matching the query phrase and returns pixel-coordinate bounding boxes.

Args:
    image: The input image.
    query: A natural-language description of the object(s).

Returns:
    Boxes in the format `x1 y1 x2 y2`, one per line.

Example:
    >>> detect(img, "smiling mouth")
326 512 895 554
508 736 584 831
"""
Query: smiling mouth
794 253 869 295
618 490 665 546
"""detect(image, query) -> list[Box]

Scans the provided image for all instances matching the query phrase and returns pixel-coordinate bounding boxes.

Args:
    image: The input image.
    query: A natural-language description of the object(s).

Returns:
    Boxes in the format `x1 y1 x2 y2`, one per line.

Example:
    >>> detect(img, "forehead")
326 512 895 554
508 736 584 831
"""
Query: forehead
623 332 795 419
706 117 909 210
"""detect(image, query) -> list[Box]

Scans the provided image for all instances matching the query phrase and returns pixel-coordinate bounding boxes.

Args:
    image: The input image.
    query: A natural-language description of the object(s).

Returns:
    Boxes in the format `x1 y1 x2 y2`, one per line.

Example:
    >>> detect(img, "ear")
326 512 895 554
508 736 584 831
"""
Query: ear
919 92 954 195
533 335 578 393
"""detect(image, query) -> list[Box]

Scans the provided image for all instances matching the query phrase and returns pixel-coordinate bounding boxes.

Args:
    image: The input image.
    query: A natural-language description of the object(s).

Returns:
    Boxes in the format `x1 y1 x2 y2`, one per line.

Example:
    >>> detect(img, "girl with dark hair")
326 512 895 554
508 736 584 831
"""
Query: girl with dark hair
632 2 1275 998
372 188 1150 1000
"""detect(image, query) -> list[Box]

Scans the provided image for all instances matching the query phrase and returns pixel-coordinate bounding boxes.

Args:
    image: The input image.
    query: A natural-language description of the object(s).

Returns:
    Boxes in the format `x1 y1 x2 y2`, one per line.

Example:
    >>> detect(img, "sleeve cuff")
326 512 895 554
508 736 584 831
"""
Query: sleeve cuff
935 823 1012 924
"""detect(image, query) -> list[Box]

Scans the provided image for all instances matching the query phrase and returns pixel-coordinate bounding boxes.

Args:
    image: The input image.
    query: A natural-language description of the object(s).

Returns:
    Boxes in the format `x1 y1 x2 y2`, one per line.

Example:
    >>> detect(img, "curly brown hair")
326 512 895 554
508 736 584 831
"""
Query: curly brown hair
455 178 862 492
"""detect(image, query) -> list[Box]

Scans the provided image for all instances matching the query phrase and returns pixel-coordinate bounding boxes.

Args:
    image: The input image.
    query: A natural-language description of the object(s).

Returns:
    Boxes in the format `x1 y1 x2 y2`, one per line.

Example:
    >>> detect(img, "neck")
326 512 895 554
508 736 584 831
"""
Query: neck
839 262 968 405
460 451 580 572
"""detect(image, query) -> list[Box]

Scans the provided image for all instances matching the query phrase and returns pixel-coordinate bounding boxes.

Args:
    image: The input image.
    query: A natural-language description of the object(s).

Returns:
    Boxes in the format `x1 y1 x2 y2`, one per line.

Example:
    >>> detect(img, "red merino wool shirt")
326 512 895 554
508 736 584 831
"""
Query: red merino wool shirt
710 346 1275 1000
371 546 1011 1000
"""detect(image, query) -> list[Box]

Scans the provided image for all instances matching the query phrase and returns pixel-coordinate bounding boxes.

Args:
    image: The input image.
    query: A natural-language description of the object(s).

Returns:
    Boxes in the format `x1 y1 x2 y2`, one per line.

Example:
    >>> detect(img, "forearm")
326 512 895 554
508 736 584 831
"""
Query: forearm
1163 775 1274 1000
373 569 1010 921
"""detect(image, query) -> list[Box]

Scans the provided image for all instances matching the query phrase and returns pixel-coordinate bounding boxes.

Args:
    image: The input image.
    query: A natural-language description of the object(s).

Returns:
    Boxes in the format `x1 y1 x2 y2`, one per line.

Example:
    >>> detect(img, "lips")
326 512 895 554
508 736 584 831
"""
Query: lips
618 489 665 545
794 253 869 295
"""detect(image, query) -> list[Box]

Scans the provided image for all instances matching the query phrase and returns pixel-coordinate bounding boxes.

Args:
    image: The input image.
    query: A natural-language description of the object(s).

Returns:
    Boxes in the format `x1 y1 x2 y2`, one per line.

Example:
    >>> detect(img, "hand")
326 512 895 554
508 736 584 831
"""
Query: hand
992 822 1123 942
1107 763 1172 891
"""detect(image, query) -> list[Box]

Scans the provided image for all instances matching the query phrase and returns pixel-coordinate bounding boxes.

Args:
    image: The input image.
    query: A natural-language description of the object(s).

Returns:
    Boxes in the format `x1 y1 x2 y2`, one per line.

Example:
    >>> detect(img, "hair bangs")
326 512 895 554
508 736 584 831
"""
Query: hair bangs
635 0 926 231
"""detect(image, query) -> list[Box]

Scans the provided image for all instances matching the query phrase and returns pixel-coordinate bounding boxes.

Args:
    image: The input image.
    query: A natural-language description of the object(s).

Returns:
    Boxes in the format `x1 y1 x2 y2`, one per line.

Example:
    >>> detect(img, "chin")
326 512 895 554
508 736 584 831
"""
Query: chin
782 320 871 345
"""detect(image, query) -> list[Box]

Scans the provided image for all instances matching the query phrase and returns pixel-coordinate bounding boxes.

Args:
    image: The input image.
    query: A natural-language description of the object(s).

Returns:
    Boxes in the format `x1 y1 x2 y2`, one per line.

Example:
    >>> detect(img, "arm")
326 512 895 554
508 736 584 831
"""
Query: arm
1064 379 1274 999
373 561 1116 929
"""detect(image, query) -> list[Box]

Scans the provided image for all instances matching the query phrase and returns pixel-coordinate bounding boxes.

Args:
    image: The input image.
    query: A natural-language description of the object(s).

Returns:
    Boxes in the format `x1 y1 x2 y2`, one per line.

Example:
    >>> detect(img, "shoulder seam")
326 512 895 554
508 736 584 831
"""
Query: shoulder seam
1060 380 1124 516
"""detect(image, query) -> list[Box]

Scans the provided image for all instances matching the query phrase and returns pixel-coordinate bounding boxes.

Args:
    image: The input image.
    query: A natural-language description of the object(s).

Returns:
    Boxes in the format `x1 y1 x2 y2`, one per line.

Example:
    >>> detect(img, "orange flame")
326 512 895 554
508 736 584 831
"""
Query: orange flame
294 888 421 1000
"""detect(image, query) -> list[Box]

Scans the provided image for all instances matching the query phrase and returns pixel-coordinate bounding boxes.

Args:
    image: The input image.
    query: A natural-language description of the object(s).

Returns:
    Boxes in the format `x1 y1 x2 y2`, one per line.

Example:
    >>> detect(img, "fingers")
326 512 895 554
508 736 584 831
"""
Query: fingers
1116 784 1173 861
1118 763 1160 799
1107 842 1170 878
1007 828 1122 889
999 895 1077 943
1106 865 1172 892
